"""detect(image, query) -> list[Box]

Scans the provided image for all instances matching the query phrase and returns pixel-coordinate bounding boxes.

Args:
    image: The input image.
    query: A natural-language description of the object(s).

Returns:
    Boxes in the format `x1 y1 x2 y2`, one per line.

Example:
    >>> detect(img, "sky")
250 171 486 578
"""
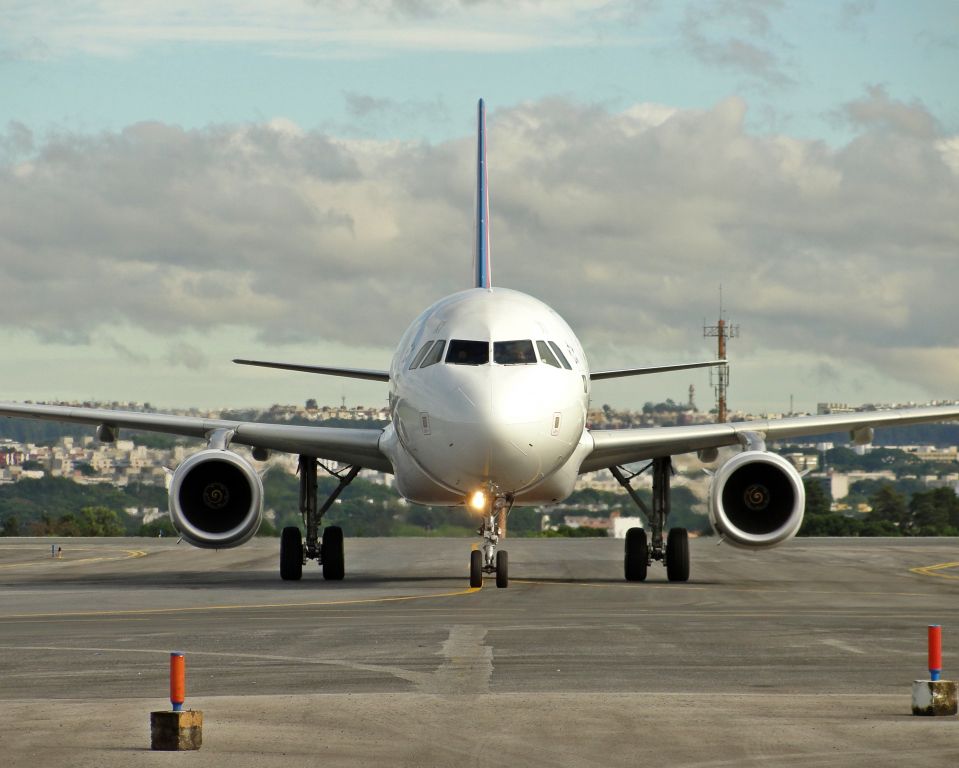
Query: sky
2 0 958 414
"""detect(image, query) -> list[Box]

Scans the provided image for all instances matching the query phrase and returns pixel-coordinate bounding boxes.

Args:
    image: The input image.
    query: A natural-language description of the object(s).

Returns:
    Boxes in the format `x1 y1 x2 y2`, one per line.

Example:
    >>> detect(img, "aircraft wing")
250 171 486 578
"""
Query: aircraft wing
581 405 959 473
0 402 391 473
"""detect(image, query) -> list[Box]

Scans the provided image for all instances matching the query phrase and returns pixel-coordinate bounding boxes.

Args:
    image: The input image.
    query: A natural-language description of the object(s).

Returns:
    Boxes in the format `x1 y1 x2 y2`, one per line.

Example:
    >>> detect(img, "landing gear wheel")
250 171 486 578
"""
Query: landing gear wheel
470 549 483 588
495 550 509 588
666 527 689 582
624 527 648 582
321 525 345 581
280 526 303 581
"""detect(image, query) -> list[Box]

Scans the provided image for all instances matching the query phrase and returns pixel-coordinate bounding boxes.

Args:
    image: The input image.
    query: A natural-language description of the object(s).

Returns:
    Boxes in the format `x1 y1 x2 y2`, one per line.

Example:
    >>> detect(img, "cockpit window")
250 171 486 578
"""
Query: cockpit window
548 341 573 370
494 340 536 365
536 341 561 368
420 339 446 368
409 341 434 370
446 339 489 365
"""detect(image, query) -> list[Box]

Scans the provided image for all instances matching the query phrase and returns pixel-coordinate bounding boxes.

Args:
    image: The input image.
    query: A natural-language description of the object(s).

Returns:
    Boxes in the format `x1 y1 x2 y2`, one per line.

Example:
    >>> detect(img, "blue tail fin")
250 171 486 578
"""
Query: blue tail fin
473 98 492 290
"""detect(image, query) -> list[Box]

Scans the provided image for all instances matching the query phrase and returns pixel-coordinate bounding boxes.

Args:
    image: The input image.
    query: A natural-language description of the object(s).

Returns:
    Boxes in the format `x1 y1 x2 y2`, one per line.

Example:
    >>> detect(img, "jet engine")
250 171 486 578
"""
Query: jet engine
708 451 805 549
168 449 263 548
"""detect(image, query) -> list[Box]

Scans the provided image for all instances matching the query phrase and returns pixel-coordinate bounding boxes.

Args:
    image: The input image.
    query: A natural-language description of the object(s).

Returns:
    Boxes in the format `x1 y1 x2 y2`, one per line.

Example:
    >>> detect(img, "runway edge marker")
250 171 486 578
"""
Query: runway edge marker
911 625 958 716
150 652 203 749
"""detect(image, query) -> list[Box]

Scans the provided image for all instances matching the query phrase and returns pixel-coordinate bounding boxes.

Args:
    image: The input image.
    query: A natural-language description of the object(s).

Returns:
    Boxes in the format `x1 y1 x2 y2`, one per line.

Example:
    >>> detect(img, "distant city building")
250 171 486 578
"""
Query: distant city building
563 516 612 531
783 452 819 472
827 470 896 501
905 446 959 463
818 403 856 415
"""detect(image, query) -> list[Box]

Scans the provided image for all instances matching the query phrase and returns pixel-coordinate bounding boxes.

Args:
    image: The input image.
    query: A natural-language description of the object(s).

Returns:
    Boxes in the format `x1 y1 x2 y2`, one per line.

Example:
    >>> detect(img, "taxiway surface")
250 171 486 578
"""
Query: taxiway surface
1 536 958 766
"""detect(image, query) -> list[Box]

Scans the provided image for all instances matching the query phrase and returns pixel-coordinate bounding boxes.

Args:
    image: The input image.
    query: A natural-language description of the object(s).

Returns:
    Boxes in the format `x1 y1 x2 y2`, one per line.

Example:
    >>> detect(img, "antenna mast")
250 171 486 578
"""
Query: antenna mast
703 286 739 423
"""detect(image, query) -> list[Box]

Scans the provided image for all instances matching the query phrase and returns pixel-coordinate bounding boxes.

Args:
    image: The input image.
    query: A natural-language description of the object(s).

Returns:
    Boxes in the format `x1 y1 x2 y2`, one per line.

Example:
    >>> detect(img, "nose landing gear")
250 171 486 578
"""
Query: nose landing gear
469 493 513 588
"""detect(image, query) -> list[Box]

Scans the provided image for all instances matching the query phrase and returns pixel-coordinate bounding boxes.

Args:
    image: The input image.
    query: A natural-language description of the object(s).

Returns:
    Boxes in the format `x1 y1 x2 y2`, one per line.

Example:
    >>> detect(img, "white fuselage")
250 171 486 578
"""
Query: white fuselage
379 288 592 506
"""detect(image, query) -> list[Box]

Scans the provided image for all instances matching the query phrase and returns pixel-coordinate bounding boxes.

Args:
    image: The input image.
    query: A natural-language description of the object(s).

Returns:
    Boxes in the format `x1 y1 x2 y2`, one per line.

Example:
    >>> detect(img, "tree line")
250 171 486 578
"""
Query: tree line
3 469 956 539
799 480 959 536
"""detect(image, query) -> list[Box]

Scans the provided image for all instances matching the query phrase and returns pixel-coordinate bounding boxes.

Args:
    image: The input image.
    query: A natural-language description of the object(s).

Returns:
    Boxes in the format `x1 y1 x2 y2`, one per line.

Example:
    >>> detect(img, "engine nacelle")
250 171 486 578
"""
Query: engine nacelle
708 450 805 549
168 449 263 548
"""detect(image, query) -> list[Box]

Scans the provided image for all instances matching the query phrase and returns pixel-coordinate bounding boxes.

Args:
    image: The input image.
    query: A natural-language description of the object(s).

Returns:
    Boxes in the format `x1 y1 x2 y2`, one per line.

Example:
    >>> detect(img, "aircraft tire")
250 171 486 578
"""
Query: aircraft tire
470 549 483 588
280 526 303 581
666 528 690 583
321 526 345 581
495 550 509 588
624 527 648 582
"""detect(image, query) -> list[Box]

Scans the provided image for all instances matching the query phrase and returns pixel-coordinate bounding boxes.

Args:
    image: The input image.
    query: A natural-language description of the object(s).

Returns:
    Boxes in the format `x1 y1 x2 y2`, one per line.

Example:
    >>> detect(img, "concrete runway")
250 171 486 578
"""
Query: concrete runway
1 535 958 766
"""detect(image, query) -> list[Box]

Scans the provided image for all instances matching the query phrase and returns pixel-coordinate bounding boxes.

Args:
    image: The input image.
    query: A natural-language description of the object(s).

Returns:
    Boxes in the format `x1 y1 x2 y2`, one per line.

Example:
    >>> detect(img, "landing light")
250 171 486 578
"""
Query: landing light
468 490 487 512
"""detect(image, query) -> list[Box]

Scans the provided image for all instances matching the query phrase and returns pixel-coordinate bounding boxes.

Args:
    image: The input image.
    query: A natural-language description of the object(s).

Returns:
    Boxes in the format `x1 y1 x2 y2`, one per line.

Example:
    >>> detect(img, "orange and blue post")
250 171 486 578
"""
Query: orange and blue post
928 625 942 681
170 652 186 711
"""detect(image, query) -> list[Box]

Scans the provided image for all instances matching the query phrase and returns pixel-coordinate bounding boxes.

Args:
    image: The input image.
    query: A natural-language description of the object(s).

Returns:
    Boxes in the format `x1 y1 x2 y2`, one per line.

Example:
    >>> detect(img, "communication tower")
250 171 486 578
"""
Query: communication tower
703 288 739 423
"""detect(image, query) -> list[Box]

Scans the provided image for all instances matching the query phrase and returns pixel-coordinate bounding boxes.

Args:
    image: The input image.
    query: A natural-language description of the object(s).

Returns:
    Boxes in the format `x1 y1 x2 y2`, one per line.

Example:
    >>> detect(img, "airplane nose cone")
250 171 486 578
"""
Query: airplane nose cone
483 382 545 488
401 366 578 496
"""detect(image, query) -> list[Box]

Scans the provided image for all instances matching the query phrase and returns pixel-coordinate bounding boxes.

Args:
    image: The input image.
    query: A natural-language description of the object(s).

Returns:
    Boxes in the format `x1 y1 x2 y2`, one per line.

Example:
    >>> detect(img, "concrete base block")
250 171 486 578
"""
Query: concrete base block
150 710 203 750
912 680 958 716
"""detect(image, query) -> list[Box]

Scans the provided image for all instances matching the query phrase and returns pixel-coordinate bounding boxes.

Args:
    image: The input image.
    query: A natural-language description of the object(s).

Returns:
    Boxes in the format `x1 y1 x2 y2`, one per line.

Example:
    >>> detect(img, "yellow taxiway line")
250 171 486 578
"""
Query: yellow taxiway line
0 546 147 570
909 561 959 581
0 586 481 620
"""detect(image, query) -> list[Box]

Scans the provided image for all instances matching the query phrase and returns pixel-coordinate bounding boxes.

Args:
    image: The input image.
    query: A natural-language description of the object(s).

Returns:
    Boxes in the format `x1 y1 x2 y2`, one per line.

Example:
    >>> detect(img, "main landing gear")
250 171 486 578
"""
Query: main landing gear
612 457 690 583
280 456 360 581
470 494 513 589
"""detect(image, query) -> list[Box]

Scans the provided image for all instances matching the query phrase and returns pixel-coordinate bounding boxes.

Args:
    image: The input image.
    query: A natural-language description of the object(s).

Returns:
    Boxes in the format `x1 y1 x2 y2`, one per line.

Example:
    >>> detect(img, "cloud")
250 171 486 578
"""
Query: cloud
835 84 939 138
915 29 958 52
681 0 795 87
165 342 209 371
341 92 450 133
839 0 876 32
0 122 34 160
1 91 958 404
0 35 50 63
104 336 150 364
1 1 633 59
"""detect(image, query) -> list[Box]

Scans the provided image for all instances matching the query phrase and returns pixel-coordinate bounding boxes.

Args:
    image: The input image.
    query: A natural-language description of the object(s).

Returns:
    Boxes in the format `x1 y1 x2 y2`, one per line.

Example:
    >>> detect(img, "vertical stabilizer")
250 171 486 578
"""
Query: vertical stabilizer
473 99 492 289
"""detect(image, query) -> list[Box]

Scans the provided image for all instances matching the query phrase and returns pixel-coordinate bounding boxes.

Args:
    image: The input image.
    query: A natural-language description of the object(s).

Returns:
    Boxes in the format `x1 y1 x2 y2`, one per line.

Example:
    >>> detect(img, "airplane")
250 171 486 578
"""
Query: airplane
4 99 959 589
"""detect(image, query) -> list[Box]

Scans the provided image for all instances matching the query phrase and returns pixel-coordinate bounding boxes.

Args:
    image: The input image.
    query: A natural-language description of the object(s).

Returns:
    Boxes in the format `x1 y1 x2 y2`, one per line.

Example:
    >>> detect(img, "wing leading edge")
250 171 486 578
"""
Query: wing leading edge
581 405 959 473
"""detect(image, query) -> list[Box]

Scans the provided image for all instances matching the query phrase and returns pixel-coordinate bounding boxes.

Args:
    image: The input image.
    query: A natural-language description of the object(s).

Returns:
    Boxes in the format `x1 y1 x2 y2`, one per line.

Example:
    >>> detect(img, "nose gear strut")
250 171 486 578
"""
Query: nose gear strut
469 491 513 589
